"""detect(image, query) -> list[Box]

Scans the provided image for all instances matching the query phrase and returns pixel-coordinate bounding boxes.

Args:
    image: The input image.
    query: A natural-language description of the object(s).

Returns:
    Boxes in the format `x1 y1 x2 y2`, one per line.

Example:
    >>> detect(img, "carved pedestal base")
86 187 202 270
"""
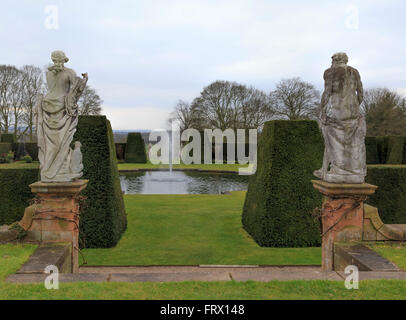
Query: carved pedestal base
19 180 88 273
312 180 377 271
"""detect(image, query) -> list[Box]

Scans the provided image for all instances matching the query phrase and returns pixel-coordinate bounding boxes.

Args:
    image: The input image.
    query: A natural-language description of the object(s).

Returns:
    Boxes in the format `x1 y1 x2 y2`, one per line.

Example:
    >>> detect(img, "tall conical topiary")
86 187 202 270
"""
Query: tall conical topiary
125 132 147 163
242 120 324 247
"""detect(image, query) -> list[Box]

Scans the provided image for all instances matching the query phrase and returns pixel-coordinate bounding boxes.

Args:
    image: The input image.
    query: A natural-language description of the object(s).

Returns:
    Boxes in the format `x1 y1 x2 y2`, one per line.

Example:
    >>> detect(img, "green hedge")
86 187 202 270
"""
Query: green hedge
242 120 323 247
12 142 39 161
365 137 379 164
0 169 39 225
366 165 406 224
387 137 406 164
0 116 127 248
125 132 147 163
73 115 127 248
0 143 12 155
0 134 15 143
366 136 406 164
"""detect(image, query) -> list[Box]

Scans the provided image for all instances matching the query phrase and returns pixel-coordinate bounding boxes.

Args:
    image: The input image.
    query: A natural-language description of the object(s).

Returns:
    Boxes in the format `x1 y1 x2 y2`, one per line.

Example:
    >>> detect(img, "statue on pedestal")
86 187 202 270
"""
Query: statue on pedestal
314 52 366 184
36 51 87 182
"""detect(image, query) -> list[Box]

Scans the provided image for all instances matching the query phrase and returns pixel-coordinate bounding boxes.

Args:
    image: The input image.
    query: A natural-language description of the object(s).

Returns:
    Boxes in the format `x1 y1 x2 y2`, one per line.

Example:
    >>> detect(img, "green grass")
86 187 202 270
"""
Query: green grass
0 243 37 281
0 245 405 300
1 278 406 300
367 165 406 168
368 242 406 270
82 192 321 266
117 162 248 172
0 161 39 169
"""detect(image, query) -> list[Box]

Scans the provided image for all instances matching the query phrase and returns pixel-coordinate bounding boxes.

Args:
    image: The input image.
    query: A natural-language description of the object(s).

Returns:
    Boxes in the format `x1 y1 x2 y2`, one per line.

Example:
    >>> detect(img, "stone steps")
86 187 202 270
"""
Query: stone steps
334 243 399 271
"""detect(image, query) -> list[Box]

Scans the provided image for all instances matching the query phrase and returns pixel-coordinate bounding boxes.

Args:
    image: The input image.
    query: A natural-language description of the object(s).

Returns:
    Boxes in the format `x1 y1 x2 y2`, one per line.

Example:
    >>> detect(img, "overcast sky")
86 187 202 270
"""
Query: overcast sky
0 0 405 130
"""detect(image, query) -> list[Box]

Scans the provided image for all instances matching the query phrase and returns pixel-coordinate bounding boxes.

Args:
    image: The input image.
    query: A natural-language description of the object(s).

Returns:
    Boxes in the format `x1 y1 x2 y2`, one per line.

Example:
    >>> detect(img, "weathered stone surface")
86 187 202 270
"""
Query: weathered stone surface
312 180 377 197
314 52 366 184
37 50 87 182
335 225 362 242
0 226 17 242
109 272 231 282
364 204 384 231
313 181 378 271
231 270 341 281
6 273 108 283
378 224 405 241
19 180 88 273
17 242 72 274
334 243 399 271
362 219 377 241
30 180 88 195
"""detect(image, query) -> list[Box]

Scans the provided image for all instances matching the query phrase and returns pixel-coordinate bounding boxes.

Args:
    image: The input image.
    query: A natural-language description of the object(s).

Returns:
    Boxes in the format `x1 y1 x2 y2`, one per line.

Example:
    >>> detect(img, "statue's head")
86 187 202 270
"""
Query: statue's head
331 52 348 66
51 50 69 64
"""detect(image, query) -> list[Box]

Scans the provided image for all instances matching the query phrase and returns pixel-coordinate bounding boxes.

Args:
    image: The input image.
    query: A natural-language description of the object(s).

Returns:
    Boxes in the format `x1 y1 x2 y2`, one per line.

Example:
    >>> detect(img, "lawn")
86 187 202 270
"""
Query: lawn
82 192 321 266
368 242 406 270
0 161 39 169
2 244 406 299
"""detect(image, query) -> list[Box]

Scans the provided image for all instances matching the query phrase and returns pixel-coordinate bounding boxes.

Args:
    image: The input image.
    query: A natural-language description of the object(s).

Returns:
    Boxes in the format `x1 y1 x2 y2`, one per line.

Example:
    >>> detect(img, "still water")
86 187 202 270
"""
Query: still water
120 171 249 194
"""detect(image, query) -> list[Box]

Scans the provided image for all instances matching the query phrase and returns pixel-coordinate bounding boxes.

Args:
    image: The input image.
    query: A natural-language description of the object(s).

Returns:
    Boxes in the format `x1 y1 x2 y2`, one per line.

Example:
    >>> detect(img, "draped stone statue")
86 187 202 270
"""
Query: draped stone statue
314 52 366 184
36 51 87 182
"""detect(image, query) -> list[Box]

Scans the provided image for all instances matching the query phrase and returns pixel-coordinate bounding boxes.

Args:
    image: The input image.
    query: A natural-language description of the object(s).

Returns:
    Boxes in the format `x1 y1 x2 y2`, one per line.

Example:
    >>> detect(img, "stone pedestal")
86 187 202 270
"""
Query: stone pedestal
19 180 88 273
312 180 377 271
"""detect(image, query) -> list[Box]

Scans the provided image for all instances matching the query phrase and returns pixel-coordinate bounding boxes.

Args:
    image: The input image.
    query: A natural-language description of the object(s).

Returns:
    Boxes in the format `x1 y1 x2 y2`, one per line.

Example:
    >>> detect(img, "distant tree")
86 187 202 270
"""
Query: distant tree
20 65 44 141
78 85 103 115
168 100 198 133
362 88 406 136
271 77 320 120
187 80 273 132
0 65 21 135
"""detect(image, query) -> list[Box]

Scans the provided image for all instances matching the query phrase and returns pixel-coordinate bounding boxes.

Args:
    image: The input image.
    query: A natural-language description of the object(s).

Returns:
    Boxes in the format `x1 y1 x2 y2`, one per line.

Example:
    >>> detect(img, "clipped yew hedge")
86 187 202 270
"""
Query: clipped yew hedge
242 120 323 247
0 134 15 143
0 169 38 225
125 132 147 163
73 115 127 248
0 143 12 155
366 165 406 224
366 136 406 164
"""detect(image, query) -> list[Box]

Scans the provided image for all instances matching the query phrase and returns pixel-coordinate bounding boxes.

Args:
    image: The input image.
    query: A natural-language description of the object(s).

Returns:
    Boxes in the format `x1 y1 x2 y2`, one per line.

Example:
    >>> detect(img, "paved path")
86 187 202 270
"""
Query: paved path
6 265 406 283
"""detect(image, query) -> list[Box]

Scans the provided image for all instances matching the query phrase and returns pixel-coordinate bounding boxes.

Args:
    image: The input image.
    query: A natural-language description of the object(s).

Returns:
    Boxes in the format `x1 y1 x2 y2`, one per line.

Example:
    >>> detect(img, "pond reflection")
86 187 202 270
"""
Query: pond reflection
120 171 249 194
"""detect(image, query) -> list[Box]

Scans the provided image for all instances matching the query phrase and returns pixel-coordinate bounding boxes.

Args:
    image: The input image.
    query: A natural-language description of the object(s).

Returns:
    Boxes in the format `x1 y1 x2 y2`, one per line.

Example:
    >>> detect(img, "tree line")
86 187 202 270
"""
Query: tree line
0 64 103 142
169 78 406 137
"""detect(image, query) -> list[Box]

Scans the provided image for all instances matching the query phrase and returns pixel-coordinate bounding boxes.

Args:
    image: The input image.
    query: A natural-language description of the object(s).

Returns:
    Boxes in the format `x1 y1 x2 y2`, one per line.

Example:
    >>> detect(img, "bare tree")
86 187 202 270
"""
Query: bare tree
78 85 103 115
20 65 44 141
361 88 406 136
234 85 274 130
271 77 320 120
168 100 199 133
191 80 234 131
187 80 273 132
0 65 21 135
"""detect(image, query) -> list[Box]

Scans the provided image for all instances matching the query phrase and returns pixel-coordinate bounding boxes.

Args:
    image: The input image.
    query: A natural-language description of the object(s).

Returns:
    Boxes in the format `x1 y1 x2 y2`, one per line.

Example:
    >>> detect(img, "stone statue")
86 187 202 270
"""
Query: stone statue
36 51 87 182
314 52 366 184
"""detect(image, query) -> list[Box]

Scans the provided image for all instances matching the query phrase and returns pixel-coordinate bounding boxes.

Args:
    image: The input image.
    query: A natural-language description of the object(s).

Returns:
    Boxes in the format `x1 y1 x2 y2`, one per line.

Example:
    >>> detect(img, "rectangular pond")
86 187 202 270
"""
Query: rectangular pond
120 171 249 194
